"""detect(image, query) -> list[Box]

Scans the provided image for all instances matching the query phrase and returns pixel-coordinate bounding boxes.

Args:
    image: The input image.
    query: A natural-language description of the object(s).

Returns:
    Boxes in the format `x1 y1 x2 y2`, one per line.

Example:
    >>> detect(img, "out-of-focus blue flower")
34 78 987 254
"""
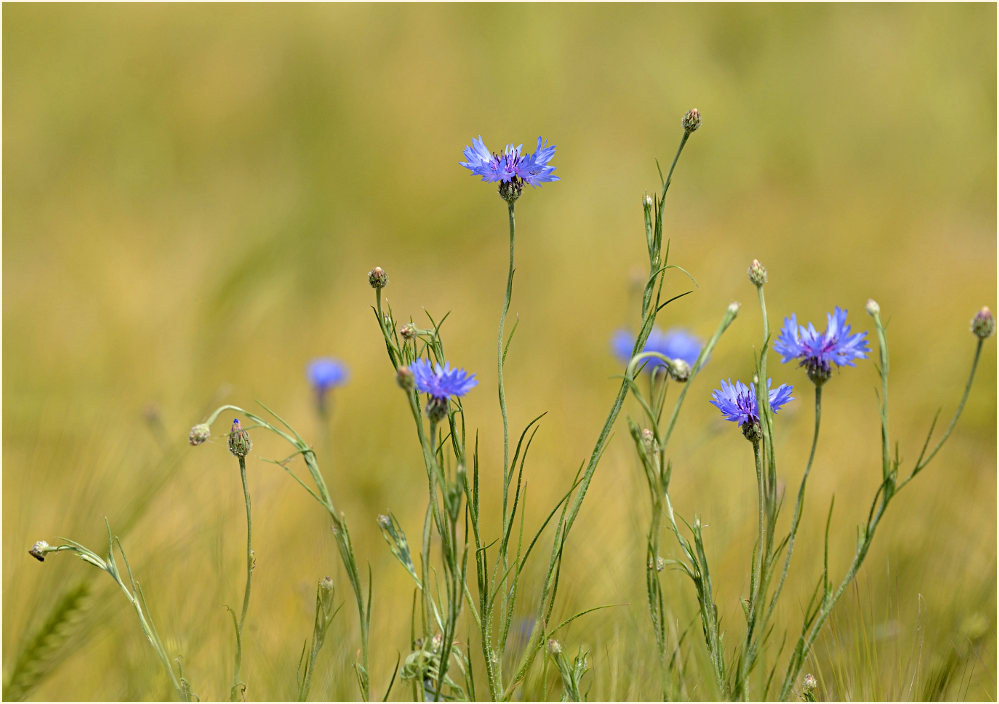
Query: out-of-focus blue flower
307 358 349 393
710 379 794 427
612 327 703 372
460 136 559 187
774 307 869 384
411 359 478 400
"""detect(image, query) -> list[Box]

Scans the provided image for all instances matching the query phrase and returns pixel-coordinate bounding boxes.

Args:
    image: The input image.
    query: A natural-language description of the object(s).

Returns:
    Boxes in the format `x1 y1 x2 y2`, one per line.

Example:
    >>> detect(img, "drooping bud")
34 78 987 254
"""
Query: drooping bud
188 423 211 446
368 266 388 289
396 366 416 391
971 307 994 339
228 418 252 458
865 299 880 317
29 540 50 562
399 323 416 341
668 359 691 382
682 108 702 133
748 259 767 287
498 178 523 203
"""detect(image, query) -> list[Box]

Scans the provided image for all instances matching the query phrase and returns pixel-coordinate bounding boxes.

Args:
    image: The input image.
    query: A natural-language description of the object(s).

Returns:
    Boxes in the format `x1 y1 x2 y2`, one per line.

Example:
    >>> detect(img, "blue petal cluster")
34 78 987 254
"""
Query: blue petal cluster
612 327 703 372
710 379 794 426
774 307 869 383
411 359 478 400
460 136 559 186
307 358 348 392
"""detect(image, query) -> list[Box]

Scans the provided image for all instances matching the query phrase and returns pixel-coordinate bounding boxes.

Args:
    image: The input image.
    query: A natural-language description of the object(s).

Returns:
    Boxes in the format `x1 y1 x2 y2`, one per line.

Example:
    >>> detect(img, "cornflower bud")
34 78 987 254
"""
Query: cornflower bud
396 366 416 391
971 307 994 339
188 423 211 446
399 323 416 341
728 301 741 316
802 673 817 693
228 418 252 458
668 358 691 382
866 299 880 317
682 108 702 133
748 259 767 287
547 639 562 655
368 266 388 289
29 540 50 562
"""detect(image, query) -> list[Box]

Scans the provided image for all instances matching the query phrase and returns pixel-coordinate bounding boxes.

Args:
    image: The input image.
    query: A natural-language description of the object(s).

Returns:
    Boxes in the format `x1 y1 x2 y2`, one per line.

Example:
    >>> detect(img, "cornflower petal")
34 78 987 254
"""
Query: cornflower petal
411 358 478 400
461 135 559 188
710 378 794 427
774 306 870 384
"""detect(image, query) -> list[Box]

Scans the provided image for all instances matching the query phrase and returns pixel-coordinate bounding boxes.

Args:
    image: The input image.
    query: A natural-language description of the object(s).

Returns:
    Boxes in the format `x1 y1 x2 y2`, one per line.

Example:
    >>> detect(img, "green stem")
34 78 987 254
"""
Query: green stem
231 456 253 700
499 201 515 514
763 385 822 641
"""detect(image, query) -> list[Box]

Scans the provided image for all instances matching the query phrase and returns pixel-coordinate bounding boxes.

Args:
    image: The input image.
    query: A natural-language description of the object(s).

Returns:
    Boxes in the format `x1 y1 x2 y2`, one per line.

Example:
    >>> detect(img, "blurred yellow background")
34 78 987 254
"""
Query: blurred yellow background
3 4 995 701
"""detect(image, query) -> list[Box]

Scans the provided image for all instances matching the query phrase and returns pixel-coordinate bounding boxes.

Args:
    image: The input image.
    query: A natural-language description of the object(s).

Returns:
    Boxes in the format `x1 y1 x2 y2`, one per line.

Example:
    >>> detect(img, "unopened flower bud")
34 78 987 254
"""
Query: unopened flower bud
547 639 562 655
748 259 767 287
971 307 994 339
426 396 448 424
368 266 388 289
643 193 654 209
399 323 416 341
802 673 817 693
728 301 741 316
396 366 416 391
317 575 335 620
682 108 702 133
29 540 50 562
866 299 880 317
656 556 666 572
377 514 391 528
668 359 691 382
228 418 252 458
188 423 211 446
430 633 443 652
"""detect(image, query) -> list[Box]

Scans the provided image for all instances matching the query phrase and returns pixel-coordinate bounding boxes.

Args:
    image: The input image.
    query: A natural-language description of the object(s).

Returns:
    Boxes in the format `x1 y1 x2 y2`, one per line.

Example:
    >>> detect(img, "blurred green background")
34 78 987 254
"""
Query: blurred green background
3 4 995 700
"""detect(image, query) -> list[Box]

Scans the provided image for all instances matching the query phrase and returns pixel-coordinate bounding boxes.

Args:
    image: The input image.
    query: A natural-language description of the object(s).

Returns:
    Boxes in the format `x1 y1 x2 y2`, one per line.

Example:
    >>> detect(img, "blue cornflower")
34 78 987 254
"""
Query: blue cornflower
711 379 794 441
612 327 703 373
774 307 870 385
307 358 349 392
460 136 560 187
411 358 477 423
411 359 478 399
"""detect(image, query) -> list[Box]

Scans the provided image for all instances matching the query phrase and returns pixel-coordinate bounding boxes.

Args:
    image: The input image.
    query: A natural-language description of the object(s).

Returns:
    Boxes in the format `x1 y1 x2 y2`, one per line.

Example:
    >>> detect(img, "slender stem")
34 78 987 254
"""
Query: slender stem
763 385 822 635
499 201 516 505
232 456 253 699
